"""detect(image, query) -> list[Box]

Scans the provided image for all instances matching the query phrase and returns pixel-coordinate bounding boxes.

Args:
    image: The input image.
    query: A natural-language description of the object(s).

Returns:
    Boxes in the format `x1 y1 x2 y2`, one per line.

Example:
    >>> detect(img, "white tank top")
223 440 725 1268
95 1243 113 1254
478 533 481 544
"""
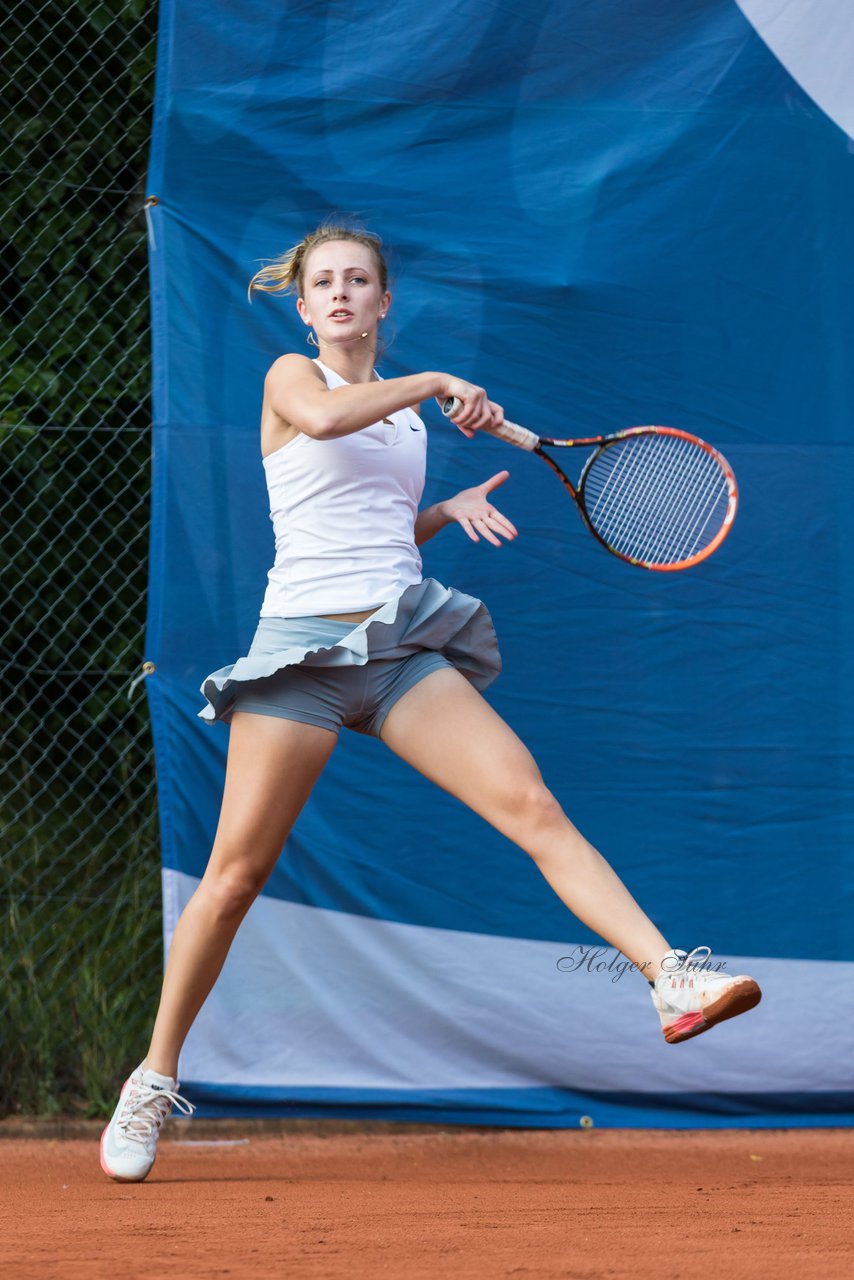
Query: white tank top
259 359 427 617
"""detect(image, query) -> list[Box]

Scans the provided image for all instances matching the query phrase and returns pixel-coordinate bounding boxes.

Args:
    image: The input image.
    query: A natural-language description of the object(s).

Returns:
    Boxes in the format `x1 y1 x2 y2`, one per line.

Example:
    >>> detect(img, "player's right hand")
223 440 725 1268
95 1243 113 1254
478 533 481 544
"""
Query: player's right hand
437 378 504 438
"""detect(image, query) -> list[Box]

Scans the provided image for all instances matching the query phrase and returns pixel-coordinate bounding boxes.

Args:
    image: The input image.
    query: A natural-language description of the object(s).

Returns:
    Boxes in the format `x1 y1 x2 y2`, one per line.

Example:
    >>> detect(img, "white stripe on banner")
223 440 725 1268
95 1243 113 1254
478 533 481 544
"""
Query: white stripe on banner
165 869 854 1096
735 0 854 140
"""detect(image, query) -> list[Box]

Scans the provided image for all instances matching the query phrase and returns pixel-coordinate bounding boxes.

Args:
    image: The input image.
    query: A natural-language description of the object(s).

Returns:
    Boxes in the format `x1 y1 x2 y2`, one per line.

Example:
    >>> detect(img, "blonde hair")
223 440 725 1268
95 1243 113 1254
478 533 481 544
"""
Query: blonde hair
248 221 389 302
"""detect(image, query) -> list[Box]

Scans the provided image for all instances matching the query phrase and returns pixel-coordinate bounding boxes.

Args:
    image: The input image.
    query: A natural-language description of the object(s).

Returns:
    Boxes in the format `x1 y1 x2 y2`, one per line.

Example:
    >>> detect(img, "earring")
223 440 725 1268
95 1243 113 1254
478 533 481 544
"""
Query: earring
306 329 319 347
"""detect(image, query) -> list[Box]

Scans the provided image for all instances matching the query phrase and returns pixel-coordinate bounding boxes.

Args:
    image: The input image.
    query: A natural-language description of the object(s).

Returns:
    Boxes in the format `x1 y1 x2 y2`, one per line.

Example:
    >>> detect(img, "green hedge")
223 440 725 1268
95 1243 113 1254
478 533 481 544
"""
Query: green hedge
2 0 162 1116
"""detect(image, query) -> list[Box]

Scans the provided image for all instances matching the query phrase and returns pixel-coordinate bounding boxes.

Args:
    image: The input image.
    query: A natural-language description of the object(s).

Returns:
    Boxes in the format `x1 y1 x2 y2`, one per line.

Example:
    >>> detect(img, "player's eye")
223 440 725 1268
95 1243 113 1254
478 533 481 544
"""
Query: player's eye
349 276 367 285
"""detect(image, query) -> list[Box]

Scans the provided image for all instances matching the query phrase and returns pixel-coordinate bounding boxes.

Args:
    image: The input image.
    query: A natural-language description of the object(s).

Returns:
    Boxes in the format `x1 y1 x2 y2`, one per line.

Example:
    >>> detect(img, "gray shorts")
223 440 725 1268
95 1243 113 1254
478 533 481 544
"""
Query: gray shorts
199 579 502 734
231 616 453 738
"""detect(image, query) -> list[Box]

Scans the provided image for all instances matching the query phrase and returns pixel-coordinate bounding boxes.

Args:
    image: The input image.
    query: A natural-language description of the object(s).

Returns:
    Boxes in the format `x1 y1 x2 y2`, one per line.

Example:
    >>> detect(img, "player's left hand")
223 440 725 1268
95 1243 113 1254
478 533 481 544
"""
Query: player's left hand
442 472 518 546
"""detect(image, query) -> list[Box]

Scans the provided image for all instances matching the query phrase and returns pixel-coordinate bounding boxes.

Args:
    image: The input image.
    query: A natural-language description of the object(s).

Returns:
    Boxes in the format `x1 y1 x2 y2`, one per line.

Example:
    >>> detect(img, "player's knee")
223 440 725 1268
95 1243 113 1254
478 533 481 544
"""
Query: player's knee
508 781 565 839
203 863 266 918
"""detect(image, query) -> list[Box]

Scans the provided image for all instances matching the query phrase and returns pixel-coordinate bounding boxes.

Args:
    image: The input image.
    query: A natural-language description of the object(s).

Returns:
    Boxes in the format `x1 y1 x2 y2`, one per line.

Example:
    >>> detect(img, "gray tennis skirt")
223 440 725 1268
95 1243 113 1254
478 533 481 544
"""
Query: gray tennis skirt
198 578 502 737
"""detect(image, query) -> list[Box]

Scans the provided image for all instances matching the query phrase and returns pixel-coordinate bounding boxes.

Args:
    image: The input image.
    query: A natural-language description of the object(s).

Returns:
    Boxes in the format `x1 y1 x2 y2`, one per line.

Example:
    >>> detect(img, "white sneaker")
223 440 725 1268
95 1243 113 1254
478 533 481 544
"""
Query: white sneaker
651 946 762 1044
100 1064 195 1182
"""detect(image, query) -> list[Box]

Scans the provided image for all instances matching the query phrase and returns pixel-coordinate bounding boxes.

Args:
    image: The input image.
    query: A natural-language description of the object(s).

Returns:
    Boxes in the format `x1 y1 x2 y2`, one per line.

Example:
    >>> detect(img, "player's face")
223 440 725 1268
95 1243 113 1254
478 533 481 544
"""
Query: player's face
297 240 390 344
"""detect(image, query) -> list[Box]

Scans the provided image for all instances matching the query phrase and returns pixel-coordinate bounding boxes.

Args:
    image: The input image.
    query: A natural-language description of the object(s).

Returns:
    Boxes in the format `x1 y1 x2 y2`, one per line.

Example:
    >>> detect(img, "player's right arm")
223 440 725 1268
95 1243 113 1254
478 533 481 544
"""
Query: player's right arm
262 353 499 446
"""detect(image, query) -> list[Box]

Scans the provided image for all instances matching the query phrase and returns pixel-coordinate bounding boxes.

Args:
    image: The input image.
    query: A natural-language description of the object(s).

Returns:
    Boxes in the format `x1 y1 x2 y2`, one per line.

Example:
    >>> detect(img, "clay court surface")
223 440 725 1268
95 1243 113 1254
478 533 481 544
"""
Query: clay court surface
2 1123 852 1279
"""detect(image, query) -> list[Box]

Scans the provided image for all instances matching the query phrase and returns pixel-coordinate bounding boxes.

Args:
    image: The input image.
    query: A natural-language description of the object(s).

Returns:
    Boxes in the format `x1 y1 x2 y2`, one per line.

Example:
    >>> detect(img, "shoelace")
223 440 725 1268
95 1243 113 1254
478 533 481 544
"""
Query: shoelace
669 945 713 976
664 945 734 989
119 1081 195 1144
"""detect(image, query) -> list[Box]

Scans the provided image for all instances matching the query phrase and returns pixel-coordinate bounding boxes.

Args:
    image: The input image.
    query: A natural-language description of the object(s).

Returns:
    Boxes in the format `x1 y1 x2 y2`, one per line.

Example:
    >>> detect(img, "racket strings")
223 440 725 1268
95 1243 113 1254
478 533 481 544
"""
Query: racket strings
582 434 730 566
665 455 728 563
622 440 721 563
595 441 727 564
585 436 700 553
597 441 723 564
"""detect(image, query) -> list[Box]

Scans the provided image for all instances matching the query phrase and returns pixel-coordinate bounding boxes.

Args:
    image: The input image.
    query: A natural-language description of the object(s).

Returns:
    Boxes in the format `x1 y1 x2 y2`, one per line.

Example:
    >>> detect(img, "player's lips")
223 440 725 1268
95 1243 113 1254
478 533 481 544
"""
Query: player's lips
328 310 353 319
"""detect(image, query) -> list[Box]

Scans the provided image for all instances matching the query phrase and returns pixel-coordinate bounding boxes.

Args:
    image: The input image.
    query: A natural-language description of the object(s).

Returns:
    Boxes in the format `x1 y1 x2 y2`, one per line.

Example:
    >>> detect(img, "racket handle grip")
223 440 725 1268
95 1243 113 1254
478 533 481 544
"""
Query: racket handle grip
442 397 539 451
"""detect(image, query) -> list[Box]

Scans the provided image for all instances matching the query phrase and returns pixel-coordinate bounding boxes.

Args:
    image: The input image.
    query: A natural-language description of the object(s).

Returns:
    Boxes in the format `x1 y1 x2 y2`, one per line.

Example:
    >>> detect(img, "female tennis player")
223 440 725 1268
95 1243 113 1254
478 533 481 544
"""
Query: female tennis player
100 223 761 1181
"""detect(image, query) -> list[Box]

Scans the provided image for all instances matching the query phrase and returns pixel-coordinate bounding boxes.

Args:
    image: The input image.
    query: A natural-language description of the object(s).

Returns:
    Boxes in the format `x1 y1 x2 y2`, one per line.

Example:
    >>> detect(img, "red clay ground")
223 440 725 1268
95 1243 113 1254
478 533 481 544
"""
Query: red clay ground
1 1124 852 1279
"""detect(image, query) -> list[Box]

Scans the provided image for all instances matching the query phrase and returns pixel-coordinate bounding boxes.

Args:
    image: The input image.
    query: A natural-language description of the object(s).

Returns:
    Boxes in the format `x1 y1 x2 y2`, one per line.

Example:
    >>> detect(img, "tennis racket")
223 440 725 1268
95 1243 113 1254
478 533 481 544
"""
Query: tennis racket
442 398 737 571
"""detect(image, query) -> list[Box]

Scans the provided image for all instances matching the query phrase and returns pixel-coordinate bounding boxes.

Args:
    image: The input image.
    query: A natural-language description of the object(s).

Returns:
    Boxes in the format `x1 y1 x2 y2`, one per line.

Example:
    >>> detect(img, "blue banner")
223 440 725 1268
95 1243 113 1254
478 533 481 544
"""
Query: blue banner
145 0 854 1125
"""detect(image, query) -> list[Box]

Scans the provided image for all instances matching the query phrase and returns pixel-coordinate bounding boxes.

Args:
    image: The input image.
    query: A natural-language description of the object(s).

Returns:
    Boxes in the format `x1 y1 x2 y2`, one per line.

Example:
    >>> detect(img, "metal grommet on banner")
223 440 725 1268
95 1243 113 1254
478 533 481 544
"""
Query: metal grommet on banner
128 660 156 700
143 195 159 250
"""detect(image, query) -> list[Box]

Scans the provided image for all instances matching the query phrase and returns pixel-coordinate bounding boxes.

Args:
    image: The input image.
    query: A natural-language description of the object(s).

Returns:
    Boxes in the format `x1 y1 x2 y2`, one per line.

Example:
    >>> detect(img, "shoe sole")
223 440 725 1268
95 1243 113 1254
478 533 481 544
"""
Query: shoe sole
663 978 762 1044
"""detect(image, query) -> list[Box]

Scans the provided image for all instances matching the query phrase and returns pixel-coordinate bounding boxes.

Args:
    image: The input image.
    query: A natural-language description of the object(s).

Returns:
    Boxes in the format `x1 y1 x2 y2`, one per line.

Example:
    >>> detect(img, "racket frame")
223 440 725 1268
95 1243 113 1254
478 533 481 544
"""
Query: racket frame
535 426 738 572
441 399 738 571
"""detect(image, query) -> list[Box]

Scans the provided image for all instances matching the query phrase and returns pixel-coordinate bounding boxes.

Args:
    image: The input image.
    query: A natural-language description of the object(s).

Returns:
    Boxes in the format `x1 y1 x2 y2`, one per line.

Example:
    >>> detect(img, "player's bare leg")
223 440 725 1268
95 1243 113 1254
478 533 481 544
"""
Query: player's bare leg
143 712 337 1079
101 713 337 1181
380 667 672 979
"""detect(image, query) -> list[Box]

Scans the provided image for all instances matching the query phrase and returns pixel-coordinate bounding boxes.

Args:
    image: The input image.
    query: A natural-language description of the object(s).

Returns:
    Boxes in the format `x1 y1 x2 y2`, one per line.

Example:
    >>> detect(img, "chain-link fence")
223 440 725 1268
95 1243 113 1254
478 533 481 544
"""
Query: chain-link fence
2 1 161 1116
